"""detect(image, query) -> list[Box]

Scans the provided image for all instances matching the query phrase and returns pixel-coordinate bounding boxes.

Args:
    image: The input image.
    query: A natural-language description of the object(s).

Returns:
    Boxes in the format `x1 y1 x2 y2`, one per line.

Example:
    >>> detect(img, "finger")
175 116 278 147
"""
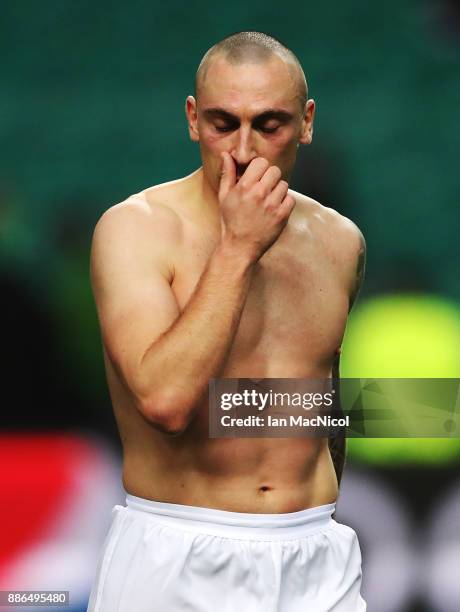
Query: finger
279 193 296 217
259 165 282 193
239 157 270 188
266 179 289 207
219 152 236 201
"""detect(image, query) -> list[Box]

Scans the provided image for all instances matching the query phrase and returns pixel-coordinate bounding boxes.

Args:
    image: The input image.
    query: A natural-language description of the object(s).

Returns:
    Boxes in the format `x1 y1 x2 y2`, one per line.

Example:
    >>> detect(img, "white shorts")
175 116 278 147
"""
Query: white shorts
88 494 366 612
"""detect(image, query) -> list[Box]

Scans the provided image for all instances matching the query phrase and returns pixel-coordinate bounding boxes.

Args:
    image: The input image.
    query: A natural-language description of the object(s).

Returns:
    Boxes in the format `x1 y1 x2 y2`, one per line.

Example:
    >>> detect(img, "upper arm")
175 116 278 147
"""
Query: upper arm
326 216 364 485
90 199 181 406
348 227 366 312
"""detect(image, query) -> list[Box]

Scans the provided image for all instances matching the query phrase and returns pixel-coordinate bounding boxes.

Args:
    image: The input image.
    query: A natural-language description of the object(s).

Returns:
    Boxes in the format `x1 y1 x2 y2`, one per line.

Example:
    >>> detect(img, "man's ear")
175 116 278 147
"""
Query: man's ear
185 96 199 142
299 99 315 145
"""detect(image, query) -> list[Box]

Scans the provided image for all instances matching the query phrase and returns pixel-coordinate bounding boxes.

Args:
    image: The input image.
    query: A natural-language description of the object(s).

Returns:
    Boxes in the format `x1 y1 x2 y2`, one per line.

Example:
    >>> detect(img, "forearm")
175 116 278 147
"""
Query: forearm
328 352 347 486
328 432 346 486
137 240 254 432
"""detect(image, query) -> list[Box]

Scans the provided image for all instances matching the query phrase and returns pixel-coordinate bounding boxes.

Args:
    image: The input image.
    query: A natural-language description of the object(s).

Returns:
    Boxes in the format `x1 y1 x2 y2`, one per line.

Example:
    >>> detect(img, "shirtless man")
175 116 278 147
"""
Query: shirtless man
88 32 366 612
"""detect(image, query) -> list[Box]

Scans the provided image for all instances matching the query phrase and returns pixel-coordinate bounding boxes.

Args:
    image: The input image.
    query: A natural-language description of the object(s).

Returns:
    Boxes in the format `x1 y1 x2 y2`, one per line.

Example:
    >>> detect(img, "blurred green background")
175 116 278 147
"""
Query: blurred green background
1 1 459 610
3 0 459 446
2 0 459 295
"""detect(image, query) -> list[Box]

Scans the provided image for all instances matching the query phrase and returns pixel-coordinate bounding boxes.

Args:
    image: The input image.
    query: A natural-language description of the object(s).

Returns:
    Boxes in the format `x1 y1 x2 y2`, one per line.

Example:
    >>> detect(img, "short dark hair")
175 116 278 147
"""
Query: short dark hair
195 31 308 109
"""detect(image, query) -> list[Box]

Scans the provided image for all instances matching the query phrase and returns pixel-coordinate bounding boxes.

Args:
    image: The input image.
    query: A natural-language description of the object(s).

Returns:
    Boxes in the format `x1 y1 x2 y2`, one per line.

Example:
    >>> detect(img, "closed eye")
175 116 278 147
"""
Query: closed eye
258 125 280 134
214 125 237 133
215 124 280 134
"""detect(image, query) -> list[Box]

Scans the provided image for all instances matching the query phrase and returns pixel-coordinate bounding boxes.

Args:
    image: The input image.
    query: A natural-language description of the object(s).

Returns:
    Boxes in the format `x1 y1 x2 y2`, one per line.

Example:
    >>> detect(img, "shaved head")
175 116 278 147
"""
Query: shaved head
195 31 308 112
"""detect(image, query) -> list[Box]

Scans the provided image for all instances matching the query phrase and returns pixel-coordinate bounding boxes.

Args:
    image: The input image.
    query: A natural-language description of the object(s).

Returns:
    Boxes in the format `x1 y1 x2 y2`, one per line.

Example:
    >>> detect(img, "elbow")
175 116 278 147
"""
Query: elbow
137 390 191 436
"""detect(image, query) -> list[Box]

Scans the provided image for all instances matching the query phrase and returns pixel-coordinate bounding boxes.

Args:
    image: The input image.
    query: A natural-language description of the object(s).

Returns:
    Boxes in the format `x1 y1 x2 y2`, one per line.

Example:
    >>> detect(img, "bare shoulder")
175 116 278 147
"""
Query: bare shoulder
93 185 182 247
289 190 365 261
289 190 366 307
90 184 185 292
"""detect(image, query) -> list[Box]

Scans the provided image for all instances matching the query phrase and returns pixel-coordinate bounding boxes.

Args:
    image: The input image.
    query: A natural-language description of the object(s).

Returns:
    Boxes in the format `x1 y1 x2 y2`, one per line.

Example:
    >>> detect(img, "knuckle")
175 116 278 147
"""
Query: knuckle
253 183 266 199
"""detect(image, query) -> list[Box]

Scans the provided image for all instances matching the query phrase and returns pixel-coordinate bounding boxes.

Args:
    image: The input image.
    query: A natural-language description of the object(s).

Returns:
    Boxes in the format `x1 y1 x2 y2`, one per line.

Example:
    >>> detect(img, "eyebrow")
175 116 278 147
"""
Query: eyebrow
202 108 294 123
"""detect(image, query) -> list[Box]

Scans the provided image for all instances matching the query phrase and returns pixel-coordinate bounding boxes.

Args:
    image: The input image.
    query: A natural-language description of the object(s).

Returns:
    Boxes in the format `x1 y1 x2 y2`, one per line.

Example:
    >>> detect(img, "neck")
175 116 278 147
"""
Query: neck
183 167 222 230
189 166 220 211
195 167 220 207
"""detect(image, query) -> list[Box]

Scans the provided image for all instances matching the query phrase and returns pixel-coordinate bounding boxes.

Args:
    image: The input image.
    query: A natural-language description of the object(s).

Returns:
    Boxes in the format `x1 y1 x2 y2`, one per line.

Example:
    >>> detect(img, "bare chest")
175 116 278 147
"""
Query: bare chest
171 225 350 376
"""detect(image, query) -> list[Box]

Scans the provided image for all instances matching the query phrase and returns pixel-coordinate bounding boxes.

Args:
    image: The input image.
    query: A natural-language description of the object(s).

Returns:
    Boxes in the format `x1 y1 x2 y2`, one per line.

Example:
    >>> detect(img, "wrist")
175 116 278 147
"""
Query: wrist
213 237 256 274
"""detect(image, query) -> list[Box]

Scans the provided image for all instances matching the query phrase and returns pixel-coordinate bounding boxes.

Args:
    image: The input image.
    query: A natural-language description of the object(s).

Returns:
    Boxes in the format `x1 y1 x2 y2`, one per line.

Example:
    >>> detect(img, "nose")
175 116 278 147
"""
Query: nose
230 125 257 168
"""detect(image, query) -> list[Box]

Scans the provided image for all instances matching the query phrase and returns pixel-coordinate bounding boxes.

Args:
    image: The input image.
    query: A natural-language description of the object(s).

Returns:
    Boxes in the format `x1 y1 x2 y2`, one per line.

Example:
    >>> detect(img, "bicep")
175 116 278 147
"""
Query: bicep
348 228 366 312
90 205 180 400
329 351 346 485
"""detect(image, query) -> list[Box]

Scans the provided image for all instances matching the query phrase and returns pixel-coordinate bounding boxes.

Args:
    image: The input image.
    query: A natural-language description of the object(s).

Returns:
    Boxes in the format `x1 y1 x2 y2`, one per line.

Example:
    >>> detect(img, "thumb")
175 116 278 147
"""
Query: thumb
218 152 236 202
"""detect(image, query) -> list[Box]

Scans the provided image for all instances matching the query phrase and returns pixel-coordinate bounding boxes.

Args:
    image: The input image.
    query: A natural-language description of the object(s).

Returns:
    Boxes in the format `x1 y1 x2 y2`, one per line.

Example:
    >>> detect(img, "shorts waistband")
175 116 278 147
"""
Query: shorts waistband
125 494 336 540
